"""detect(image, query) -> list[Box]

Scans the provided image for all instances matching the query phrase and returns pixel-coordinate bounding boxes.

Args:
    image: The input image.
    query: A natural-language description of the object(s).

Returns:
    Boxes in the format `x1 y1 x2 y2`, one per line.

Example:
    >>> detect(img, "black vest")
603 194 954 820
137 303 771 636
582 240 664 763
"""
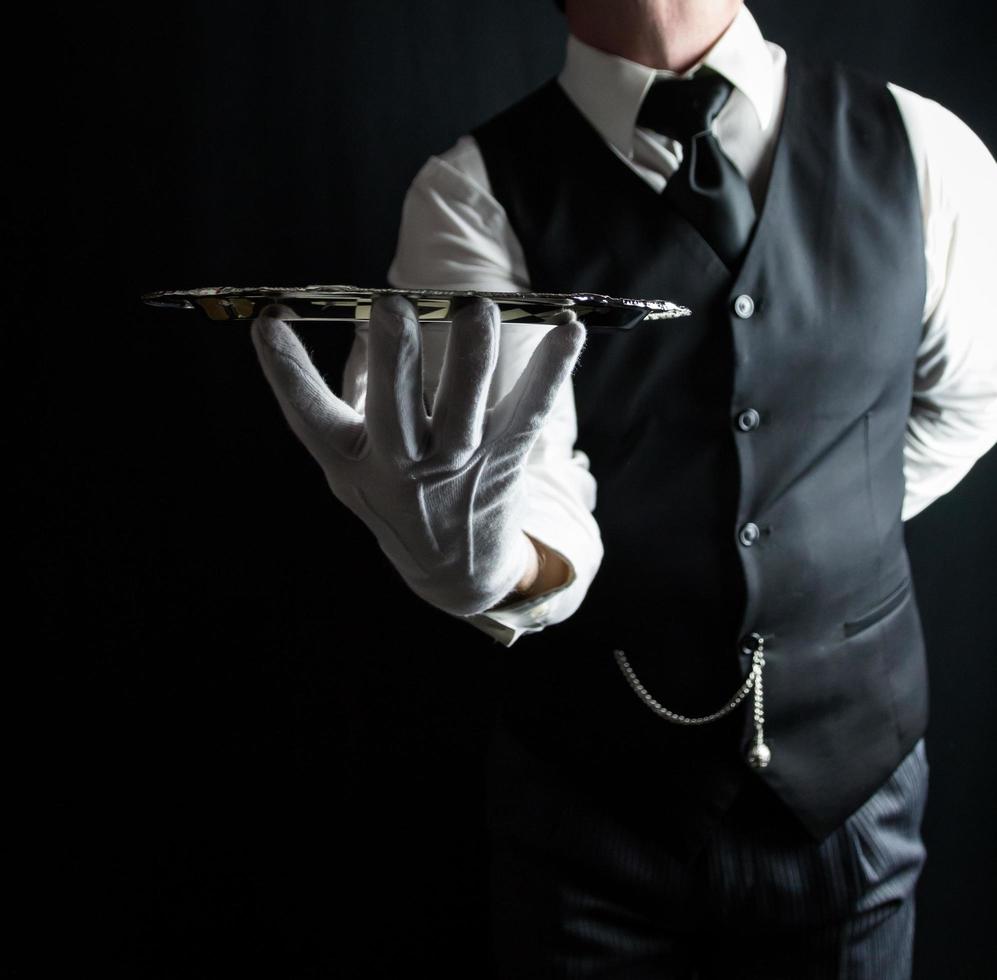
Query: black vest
472 56 929 861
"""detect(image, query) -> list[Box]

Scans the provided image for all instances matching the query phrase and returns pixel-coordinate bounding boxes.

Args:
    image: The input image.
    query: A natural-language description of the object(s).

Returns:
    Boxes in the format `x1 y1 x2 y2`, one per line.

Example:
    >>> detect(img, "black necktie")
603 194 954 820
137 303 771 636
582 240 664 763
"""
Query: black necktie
636 69 756 270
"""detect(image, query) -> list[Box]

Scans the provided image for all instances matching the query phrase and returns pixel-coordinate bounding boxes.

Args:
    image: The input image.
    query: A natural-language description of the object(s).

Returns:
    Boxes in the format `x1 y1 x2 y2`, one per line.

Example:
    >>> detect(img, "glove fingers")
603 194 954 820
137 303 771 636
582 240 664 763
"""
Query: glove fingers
485 311 586 448
252 306 365 461
365 294 431 461
431 298 500 455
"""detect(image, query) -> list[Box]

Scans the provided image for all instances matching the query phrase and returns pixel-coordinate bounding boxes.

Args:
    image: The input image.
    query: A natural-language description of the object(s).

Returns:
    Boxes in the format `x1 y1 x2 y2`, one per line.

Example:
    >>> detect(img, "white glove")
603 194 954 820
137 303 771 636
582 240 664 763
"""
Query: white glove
251 294 586 617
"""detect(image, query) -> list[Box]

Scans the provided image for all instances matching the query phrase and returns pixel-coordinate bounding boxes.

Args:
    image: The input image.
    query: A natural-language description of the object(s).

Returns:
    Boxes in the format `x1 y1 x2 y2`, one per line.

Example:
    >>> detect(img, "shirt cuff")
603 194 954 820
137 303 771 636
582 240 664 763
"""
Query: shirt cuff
460 548 578 646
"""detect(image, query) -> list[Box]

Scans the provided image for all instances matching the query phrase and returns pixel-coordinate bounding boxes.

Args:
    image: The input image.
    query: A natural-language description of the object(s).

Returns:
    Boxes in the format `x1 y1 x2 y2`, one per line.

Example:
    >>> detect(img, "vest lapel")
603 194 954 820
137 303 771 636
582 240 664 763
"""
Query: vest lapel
546 58 799 286
547 80 731 285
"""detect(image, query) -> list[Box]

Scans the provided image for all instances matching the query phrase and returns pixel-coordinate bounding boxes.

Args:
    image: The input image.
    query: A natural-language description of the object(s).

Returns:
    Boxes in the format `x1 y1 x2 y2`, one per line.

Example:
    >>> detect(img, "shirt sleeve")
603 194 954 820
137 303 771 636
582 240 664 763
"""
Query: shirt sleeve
343 134 604 646
888 83 997 521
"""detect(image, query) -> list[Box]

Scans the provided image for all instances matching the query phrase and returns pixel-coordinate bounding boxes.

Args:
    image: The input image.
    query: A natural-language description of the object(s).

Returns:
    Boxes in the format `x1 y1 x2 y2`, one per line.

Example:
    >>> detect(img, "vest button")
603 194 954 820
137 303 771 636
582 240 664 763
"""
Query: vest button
739 522 760 547
733 294 755 319
736 408 761 431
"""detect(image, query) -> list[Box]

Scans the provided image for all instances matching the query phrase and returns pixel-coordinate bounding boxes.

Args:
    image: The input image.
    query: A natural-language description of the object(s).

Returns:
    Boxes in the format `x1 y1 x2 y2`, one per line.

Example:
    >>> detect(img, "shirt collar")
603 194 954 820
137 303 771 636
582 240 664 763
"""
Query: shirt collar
557 3 775 158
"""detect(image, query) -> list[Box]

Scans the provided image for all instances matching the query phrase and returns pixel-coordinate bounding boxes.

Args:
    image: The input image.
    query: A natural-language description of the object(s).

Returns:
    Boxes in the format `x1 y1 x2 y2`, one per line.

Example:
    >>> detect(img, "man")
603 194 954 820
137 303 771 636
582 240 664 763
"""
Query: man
252 1 997 975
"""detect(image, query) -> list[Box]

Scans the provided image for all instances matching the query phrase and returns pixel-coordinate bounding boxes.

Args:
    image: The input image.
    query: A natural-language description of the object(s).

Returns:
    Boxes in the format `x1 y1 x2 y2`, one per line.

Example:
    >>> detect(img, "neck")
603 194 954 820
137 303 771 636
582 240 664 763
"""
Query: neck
565 0 742 73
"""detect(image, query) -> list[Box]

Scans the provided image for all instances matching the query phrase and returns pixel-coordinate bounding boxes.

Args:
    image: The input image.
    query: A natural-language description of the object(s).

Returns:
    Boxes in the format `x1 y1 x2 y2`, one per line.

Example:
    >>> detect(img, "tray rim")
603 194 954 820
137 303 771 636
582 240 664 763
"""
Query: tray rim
141 283 691 316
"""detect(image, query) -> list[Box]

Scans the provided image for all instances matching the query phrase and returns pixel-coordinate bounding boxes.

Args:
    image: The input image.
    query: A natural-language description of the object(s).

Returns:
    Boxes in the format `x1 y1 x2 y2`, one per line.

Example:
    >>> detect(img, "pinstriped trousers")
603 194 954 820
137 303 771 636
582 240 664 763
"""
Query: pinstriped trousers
485 720 929 979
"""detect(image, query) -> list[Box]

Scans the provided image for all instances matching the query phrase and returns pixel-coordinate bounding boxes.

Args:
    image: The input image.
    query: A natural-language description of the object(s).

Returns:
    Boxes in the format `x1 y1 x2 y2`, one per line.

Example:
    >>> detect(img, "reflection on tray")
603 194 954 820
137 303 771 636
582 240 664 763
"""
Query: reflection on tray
141 284 692 332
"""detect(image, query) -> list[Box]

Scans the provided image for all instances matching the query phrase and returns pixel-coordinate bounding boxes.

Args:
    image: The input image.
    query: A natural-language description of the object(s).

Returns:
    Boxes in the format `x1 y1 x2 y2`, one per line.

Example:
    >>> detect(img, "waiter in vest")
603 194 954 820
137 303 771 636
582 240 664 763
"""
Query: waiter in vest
251 1 997 975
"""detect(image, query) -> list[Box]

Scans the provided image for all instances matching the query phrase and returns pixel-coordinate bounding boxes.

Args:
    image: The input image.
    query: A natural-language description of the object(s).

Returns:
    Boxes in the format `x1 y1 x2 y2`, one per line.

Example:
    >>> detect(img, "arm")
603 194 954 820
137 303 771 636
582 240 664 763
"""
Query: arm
888 83 997 521
489 531 573 607
341 136 604 645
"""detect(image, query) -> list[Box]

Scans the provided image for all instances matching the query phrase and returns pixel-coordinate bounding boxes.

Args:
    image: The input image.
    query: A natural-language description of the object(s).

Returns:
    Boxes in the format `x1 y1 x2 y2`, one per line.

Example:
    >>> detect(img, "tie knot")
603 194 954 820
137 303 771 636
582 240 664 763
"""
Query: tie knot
636 70 734 144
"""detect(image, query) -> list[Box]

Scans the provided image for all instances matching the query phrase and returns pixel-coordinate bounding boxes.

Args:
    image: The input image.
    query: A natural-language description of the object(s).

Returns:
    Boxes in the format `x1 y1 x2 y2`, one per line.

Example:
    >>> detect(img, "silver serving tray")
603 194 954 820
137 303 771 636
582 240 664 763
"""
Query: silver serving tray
140 284 691 332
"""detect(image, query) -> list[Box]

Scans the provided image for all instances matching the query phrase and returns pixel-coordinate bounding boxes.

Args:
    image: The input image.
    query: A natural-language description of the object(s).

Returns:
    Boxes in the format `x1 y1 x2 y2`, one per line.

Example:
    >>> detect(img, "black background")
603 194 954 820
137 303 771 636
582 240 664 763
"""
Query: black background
12 1 997 976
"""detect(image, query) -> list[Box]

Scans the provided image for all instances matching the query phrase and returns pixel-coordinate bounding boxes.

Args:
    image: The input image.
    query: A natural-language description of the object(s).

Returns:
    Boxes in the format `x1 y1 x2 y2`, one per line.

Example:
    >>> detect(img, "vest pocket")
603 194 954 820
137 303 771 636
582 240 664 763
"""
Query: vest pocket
843 575 913 638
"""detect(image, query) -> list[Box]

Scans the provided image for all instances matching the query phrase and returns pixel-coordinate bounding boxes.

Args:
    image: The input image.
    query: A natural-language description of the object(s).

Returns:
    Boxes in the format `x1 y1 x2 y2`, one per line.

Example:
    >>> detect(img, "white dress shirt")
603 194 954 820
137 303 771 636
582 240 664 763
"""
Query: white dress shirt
354 3 997 646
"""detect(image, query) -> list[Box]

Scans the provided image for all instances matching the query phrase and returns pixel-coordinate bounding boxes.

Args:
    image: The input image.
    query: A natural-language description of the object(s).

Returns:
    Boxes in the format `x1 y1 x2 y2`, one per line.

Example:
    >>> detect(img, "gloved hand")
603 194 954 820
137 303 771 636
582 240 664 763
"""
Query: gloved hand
251 293 586 617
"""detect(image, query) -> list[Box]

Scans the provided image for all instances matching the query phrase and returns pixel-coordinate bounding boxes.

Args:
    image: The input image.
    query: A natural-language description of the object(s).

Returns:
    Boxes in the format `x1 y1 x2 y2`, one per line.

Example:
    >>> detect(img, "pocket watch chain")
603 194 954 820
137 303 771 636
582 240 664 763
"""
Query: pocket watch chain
611 632 771 769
